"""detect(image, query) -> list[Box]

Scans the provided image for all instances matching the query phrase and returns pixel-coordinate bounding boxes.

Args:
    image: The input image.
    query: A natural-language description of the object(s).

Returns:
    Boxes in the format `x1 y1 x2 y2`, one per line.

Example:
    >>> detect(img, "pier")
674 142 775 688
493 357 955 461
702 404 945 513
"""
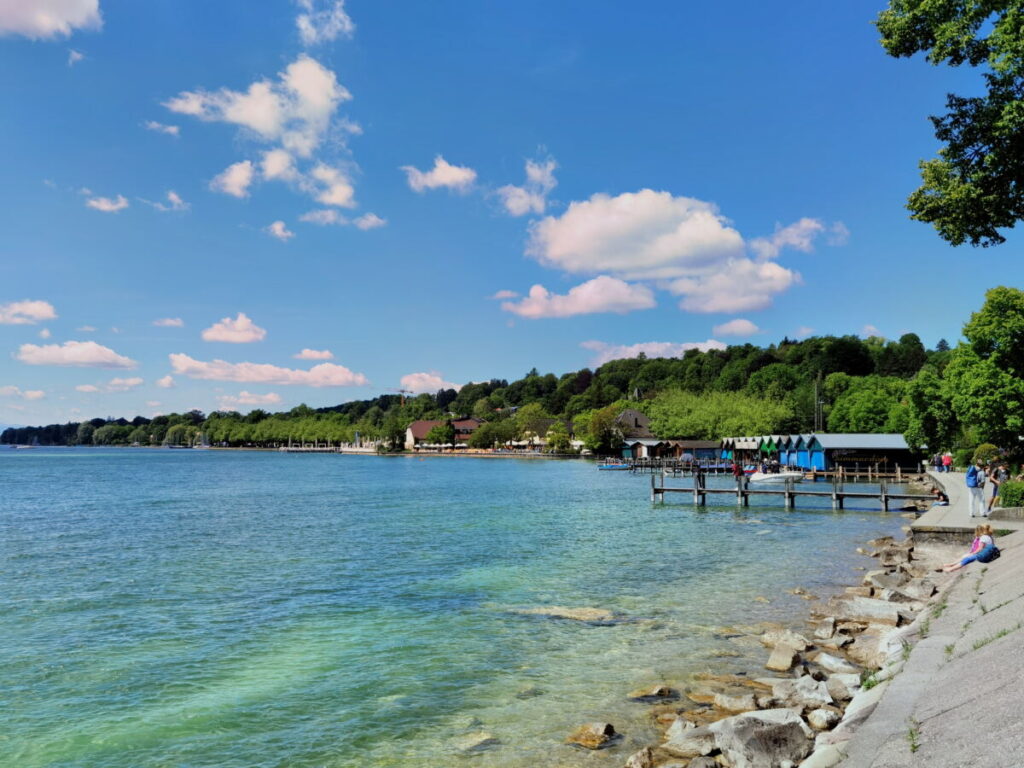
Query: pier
625 457 910 483
650 472 933 511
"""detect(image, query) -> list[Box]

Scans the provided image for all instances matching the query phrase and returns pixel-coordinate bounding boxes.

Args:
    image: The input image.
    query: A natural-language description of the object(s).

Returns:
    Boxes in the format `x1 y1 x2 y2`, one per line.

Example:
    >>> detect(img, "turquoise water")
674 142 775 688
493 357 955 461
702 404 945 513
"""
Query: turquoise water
0 449 908 767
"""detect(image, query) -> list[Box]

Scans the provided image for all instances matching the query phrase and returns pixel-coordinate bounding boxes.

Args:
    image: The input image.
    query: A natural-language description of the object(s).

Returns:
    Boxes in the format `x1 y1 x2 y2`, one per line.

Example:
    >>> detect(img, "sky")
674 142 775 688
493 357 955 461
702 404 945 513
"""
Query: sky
0 0 1018 426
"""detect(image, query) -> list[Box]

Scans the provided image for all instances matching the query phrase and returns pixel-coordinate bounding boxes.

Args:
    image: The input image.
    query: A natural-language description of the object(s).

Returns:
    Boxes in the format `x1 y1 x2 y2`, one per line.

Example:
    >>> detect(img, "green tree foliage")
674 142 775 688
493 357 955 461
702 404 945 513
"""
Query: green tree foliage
972 443 1000 464
545 421 572 453
827 376 909 433
514 402 552 440
424 423 455 445
904 367 960 451
647 390 794 440
877 1 1024 246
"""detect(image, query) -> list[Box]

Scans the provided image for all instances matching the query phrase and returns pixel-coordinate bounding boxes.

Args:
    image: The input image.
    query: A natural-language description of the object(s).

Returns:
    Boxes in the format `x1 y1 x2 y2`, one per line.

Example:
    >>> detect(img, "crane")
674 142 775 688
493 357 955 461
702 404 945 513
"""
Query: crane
387 388 414 406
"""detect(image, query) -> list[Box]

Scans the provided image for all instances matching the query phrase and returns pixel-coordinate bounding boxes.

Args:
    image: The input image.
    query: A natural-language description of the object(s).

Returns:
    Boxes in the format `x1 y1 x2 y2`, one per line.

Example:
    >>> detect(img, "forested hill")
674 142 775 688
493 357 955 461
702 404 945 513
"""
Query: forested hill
1 332 950 451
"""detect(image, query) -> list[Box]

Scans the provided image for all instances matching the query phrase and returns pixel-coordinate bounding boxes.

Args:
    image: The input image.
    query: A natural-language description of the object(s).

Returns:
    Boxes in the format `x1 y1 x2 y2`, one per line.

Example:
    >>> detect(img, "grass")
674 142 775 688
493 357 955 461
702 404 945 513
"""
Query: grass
931 597 948 619
861 671 879 690
902 642 912 662
971 622 1023 652
907 718 922 753
944 643 955 660
919 617 931 638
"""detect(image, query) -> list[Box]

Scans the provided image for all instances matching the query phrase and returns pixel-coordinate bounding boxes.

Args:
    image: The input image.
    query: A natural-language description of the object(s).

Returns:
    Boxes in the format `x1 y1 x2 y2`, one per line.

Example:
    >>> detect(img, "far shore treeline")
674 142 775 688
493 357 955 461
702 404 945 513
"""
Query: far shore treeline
4 288 1023 460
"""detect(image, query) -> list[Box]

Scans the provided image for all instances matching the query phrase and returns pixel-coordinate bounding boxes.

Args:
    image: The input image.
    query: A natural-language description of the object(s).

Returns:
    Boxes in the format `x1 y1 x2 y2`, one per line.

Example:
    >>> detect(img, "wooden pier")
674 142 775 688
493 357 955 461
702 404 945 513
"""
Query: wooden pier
627 457 910 483
650 473 932 511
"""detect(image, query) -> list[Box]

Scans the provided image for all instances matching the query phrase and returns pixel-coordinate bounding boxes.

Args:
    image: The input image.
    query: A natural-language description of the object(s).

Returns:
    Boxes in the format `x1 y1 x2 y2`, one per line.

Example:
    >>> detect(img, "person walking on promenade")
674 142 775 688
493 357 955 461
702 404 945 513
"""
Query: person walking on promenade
988 462 1009 513
967 460 987 517
933 453 943 473
942 452 953 473
943 524 998 572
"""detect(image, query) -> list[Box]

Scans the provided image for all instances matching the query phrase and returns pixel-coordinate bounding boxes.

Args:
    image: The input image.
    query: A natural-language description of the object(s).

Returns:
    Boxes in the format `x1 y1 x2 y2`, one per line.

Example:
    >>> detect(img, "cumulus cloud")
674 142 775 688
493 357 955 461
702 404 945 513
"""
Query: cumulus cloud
299 208 345 225
497 157 557 216
0 299 56 325
218 390 283 409
794 325 815 339
353 212 386 230
201 312 267 343
665 258 801 313
86 193 128 212
827 221 850 246
153 317 184 327
501 276 655 319
76 324 96 332
402 155 477 193
143 190 189 212
749 217 828 260
144 120 179 136
491 289 519 300
0 385 46 400
295 0 354 46
294 348 333 360
210 160 254 198
17 340 136 368
581 339 727 366
156 375 175 388
712 318 761 337
0 0 102 39
67 48 84 66
105 376 143 392
169 353 368 387
261 148 298 181
265 220 295 241
165 54 350 159
861 324 882 338
75 384 99 392
400 371 461 394
38 328 52 339
309 163 355 207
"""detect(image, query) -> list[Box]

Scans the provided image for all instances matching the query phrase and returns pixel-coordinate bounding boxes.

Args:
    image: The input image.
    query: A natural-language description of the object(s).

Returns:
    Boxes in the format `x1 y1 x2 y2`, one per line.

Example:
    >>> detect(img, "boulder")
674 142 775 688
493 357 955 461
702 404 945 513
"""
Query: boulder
453 731 500 753
765 643 799 672
846 629 898 669
662 717 716 758
627 684 678 702
624 746 655 768
825 675 854 702
830 597 900 627
878 547 911 567
817 632 854 651
898 561 931 579
688 759 719 768
810 651 860 675
708 708 814 768
760 629 811 651
515 686 543 699
807 708 841 731
714 692 758 713
862 569 908 590
565 722 618 750
814 617 836 640
515 606 615 623
867 536 896 550
772 676 833 710
845 586 873 598
895 580 937 601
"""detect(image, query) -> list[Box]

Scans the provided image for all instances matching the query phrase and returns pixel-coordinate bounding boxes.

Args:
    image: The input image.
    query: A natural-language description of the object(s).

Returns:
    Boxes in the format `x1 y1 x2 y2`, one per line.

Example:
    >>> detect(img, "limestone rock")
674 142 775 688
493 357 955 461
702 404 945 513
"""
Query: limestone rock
878 547 911 567
846 629 895 669
662 717 716 758
627 684 677 702
624 746 655 768
867 536 896 550
814 617 835 640
687 758 719 768
862 569 909 590
818 632 854 651
453 731 500 753
516 606 615 623
765 643 799 672
708 708 814 768
830 596 899 627
807 708 841 731
760 629 811 651
772 676 833 710
825 675 854 702
845 586 873 598
811 651 860 675
565 722 617 750
714 691 758 713
515 686 543 699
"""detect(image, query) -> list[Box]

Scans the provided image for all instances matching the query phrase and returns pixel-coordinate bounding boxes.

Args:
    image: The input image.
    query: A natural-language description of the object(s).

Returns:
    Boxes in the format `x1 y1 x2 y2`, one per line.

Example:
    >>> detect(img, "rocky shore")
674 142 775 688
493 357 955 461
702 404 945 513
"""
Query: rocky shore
560 525 956 768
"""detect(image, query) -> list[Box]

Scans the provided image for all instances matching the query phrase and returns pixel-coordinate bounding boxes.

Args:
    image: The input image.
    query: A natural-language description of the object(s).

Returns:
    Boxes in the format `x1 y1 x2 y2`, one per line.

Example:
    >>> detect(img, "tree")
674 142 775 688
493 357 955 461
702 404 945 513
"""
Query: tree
424 423 455 445
545 421 572 453
577 405 625 454
514 402 551 441
877 1 1024 246
647 390 794 440
936 338 951 353
904 367 960 451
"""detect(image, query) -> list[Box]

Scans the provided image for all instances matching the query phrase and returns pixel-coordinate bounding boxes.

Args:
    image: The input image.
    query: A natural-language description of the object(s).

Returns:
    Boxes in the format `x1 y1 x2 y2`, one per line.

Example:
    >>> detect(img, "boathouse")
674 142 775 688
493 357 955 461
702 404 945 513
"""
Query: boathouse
720 433 918 471
621 438 720 460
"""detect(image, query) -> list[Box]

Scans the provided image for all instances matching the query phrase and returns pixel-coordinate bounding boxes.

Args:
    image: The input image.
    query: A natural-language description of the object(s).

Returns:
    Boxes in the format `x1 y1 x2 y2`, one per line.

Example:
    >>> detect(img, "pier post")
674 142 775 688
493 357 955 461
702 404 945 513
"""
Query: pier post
650 472 655 503
785 478 794 509
880 478 889 512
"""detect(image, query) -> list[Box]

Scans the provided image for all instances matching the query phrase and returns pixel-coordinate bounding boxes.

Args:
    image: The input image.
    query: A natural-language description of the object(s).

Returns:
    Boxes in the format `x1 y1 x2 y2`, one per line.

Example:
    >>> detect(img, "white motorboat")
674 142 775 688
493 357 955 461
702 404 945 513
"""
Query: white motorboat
748 471 804 484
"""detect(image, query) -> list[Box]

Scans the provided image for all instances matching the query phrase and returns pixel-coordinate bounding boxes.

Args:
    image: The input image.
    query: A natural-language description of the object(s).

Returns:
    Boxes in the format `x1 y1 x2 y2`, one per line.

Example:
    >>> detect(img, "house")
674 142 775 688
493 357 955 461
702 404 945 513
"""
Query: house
616 408 652 438
622 438 721 460
720 433 919 470
405 418 483 450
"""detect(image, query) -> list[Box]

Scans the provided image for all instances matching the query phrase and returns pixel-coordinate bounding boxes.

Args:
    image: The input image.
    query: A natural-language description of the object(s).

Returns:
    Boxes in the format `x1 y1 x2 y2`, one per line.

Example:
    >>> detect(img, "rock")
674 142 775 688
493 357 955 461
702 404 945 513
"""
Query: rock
760 629 811 651
688 758 719 768
814 617 835 640
895 580 937 601
807 708 841 731
771 676 833 710
898 561 931 579
867 536 896 549
453 731 500 753
624 746 655 768
565 722 618 750
515 606 615 623
714 692 758 712
825 675 854 702
846 629 894 668
845 586 873 598
708 708 814 768
515 686 543 699
862 569 909 590
754 595 770 603
695 673 772 690
818 632 854 651
810 651 860 675
627 684 677 702
765 643 799 672
830 597 900 627
878 547 911 566
662 717 716 758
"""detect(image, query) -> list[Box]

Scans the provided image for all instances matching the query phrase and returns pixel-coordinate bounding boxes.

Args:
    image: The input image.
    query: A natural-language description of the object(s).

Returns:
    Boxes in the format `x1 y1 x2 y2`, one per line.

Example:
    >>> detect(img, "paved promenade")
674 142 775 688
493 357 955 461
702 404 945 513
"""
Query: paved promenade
912 471 1024 538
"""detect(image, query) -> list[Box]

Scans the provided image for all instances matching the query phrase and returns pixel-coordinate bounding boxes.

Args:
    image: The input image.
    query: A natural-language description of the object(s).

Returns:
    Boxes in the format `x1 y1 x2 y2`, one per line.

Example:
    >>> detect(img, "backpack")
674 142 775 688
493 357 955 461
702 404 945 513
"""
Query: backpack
978 546 1001 563
966 466 979 487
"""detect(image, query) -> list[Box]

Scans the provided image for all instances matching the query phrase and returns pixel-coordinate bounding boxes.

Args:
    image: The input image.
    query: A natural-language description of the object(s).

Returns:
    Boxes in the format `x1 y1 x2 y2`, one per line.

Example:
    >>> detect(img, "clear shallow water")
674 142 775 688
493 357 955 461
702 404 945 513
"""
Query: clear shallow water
0 449 908 767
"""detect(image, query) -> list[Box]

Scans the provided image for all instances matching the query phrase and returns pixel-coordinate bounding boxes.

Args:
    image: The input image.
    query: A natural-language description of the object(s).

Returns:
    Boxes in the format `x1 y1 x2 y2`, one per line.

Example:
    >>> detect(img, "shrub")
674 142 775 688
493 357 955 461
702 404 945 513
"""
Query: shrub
954 447 975 470
999 481 1024 508
973 443 1001 465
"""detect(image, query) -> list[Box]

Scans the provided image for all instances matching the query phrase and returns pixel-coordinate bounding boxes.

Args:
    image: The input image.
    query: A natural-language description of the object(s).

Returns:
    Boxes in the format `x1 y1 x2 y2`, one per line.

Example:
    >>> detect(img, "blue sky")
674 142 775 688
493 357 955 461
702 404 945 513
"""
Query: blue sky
0 0 1016 425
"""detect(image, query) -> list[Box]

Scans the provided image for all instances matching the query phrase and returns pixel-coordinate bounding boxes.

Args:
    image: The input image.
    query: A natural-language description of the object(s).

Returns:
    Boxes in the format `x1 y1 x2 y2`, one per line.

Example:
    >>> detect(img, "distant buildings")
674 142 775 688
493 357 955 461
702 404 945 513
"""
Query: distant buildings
404 418 483 451
720 433 918 470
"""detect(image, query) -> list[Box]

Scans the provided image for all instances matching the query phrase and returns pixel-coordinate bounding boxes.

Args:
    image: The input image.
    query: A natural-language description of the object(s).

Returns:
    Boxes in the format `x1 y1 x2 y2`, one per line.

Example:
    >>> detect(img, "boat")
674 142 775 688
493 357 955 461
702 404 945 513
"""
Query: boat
598 463 631 470
748 471 804 484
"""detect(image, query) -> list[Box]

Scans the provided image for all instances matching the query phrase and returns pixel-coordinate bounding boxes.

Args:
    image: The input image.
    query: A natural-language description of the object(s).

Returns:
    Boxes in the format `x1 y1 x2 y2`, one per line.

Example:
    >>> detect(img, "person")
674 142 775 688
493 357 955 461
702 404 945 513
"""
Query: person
932 488 949 506
943 525 997 572
988 462 1009 513
942 452 953 473
966 460 987 517
933 453 943 473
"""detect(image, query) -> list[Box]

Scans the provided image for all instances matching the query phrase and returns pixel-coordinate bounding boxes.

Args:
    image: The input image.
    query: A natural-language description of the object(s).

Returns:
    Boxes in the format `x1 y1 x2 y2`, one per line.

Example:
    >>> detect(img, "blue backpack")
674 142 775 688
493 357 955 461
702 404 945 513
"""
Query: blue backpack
966 466 979 488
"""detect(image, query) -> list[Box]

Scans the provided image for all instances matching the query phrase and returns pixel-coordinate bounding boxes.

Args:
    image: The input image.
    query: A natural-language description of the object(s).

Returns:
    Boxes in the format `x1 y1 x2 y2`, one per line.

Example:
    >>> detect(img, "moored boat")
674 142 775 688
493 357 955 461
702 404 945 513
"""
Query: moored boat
748 470 804 484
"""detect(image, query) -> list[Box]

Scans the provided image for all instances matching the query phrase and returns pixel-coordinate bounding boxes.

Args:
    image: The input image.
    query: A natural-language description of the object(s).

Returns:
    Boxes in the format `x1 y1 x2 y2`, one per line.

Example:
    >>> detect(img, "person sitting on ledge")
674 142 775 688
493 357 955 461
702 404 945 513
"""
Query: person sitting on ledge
943 524 998 572
932 488 949 506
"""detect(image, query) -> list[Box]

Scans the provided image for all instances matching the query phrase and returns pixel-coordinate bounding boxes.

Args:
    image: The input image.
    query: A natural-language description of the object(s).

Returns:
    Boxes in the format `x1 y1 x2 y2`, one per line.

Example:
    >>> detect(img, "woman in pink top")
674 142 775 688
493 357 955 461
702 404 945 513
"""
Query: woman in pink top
941 453 953 472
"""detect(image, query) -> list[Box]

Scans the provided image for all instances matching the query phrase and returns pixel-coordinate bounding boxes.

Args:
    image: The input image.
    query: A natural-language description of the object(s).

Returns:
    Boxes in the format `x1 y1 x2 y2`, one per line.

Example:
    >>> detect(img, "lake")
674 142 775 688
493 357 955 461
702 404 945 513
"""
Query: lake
0 449 909 767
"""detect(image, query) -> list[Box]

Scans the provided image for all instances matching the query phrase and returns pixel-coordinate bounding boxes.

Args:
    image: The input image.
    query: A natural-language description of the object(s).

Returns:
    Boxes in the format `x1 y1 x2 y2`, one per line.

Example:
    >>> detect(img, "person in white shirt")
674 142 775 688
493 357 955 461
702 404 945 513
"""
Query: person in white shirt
943 525 996 572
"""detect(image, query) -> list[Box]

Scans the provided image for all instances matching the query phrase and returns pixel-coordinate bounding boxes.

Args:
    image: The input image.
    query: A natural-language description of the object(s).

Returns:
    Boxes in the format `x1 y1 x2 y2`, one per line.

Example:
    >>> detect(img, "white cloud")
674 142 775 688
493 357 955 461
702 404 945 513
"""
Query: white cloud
0 0 102 39
261 148 298 181
201 312 267 343
861 324 882 338
353 212 386 230
527 189 744 280
296 0 354 46
170 353 368 387
144 190 189 212
153 317 184 327
497 157 557 216
310 163 356 207
146 400 161 407
67 48 84 66
17 340 136 368
265 220 295 241
500 275 655 319
156 375 175 388
402 155 477 193
581 339 727 366
75 384 99 392
76 325 96 332
400 371 460 394
665 258 801 313
210 160 254 198
165 54 350 158
712 318 761 337
299 208 345 225
85 193 128 212
294 348 333 360
794 326 815 339
0 385 46 400
492 289 519 300
827 221 850 246
749 217 826 260
38 328 52 339
105 376 143 392
144 120 179 136
218 390 283 410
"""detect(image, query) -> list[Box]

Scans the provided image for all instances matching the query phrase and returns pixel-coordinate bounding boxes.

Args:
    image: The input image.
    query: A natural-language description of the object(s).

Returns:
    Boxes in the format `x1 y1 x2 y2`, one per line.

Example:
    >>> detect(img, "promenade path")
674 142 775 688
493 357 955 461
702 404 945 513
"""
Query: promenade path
911 471 1024 539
